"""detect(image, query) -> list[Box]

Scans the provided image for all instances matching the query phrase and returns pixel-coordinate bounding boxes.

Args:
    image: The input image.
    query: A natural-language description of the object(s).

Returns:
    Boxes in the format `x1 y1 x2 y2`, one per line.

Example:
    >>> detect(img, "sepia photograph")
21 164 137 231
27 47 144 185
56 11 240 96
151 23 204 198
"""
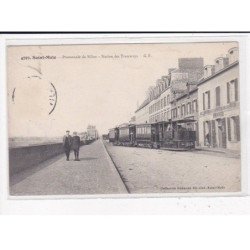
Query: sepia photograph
7 40 241 197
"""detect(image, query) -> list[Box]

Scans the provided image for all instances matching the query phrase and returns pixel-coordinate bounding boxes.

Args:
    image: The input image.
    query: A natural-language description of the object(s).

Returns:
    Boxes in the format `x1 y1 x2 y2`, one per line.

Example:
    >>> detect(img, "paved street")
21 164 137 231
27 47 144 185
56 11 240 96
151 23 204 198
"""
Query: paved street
104 142 241 194
10 139 241 196
10 140 127 196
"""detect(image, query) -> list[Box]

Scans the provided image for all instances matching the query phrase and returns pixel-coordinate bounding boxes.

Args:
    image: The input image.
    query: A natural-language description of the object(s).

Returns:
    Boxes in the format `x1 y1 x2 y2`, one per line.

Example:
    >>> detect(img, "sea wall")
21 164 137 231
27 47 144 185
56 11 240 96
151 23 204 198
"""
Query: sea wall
9 140 94 176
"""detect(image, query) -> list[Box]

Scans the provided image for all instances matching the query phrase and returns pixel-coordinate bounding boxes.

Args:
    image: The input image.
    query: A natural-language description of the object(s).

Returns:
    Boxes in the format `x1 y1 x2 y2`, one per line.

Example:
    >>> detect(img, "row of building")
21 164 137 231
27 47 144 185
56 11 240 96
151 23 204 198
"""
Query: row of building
80 125 99 141
134 47 240 152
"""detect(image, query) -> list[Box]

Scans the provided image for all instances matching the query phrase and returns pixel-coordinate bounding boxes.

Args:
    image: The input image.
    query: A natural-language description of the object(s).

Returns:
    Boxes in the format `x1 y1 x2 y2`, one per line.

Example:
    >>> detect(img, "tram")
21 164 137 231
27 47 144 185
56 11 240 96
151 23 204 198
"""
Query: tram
108 119 196 151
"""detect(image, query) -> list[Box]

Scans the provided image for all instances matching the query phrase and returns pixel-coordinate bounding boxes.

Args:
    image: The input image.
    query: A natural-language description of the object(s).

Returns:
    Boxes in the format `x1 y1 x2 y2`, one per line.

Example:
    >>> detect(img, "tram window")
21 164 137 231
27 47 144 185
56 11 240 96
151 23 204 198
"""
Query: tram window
148 127 151 134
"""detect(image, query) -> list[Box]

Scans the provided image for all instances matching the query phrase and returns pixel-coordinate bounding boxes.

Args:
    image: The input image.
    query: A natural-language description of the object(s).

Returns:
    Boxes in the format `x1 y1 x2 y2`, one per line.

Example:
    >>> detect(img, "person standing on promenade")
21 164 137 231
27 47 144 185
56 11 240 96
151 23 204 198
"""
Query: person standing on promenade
63 130 72 161
72 132 81 161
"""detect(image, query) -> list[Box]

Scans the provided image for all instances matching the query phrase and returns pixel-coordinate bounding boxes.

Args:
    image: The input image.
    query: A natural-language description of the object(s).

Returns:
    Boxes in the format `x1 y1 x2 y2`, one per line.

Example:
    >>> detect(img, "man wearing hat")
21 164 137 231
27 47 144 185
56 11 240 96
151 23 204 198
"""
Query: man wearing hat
71 131 81 161
63 130 72 161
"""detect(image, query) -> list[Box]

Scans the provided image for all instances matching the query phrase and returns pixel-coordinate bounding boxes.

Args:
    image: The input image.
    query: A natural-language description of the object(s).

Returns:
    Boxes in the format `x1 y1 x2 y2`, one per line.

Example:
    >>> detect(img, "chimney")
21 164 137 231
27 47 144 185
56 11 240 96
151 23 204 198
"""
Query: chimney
214 57 229 72
228 47 239 64
203 65 215 78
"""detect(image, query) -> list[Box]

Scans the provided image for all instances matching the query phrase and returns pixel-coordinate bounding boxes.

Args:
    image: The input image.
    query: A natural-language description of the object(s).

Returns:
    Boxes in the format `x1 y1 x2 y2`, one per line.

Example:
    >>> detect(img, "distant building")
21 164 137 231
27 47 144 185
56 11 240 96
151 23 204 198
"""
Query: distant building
87 125 98 139
197 47 240 151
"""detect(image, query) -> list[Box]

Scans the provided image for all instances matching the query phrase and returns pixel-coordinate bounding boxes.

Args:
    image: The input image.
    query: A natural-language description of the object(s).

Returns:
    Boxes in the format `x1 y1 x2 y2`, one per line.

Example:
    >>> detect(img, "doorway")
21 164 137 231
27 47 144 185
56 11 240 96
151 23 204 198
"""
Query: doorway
216 118 227 148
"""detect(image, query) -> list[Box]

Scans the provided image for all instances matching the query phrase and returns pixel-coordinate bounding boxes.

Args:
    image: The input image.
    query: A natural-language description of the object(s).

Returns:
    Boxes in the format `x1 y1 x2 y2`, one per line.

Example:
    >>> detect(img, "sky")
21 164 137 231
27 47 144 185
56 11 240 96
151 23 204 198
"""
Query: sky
7 41 237 137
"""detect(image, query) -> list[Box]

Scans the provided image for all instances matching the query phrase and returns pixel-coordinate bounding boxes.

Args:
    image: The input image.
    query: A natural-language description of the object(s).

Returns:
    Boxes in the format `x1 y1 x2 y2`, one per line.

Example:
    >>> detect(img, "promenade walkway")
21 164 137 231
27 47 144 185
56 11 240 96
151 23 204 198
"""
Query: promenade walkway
10 140 127 196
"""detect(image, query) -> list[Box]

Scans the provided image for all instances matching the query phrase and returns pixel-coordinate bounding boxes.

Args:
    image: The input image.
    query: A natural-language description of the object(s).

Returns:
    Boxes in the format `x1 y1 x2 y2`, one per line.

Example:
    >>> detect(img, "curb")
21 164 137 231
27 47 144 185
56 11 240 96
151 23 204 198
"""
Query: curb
100 139 130 194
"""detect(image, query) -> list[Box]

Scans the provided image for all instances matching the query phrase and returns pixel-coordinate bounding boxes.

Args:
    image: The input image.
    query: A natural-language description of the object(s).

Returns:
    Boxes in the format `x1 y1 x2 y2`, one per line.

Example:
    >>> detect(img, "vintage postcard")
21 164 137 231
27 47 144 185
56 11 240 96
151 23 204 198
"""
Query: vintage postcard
7 39 242 197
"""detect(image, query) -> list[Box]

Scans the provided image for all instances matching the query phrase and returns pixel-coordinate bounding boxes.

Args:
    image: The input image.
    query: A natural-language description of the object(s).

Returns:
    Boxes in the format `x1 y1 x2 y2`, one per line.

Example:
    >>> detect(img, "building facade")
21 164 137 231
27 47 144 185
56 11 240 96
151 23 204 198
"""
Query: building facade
135 58 204 125
134 99 150 124
171 86 199 142
133 49 240 152
197 47 240 151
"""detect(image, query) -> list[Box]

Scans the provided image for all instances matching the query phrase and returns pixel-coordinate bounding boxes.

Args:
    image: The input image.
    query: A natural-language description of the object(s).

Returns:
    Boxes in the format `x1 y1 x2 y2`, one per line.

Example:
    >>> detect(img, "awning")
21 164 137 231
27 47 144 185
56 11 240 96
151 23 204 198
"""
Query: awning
173 118 197 123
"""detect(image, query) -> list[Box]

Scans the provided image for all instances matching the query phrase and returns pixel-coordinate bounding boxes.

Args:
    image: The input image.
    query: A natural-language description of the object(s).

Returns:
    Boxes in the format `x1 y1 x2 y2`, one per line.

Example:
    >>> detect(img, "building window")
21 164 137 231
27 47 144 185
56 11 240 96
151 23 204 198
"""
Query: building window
203 91 210 110
172 108 177 118
164 97 166 107
187 102 191 114
192 100 197 113
167 94 170 105
215 86 220 107
227 116 240 141
227 78 239 103
181 104 186 116
178 106 181 117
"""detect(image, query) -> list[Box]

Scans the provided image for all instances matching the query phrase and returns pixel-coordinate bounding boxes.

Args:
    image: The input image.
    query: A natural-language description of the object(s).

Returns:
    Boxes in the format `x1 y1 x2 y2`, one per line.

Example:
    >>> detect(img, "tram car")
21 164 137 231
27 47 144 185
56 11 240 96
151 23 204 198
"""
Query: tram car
135 123 154 148
108 127 119 143
117 123 136 146
102 134 109 140
109 119 196 150
160 120 196 150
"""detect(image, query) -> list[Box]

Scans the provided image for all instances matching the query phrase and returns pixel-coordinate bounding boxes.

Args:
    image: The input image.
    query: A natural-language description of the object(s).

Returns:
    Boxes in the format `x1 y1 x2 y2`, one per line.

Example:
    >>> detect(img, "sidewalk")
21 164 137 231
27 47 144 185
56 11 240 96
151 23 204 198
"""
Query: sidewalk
195 146 240 158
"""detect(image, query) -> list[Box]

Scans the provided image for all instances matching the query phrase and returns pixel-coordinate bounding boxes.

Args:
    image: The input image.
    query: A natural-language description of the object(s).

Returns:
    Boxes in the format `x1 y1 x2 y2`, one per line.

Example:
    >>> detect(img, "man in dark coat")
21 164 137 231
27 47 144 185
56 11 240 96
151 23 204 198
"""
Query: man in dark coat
63 130 72 161
72 131 81 161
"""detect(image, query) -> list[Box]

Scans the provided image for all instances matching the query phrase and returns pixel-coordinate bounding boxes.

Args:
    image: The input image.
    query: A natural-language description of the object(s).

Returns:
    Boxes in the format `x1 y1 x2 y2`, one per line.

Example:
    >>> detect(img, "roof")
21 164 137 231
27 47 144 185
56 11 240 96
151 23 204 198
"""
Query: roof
135 123 151 127
198 60 239 86
172 84 198 102
135 98 150 113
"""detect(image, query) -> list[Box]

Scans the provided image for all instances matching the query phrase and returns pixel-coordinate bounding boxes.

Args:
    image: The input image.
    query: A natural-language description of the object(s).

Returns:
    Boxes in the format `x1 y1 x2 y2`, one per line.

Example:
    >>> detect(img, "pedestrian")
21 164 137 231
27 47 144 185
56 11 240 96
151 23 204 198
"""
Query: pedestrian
72 131 81 161
63 130 72 161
